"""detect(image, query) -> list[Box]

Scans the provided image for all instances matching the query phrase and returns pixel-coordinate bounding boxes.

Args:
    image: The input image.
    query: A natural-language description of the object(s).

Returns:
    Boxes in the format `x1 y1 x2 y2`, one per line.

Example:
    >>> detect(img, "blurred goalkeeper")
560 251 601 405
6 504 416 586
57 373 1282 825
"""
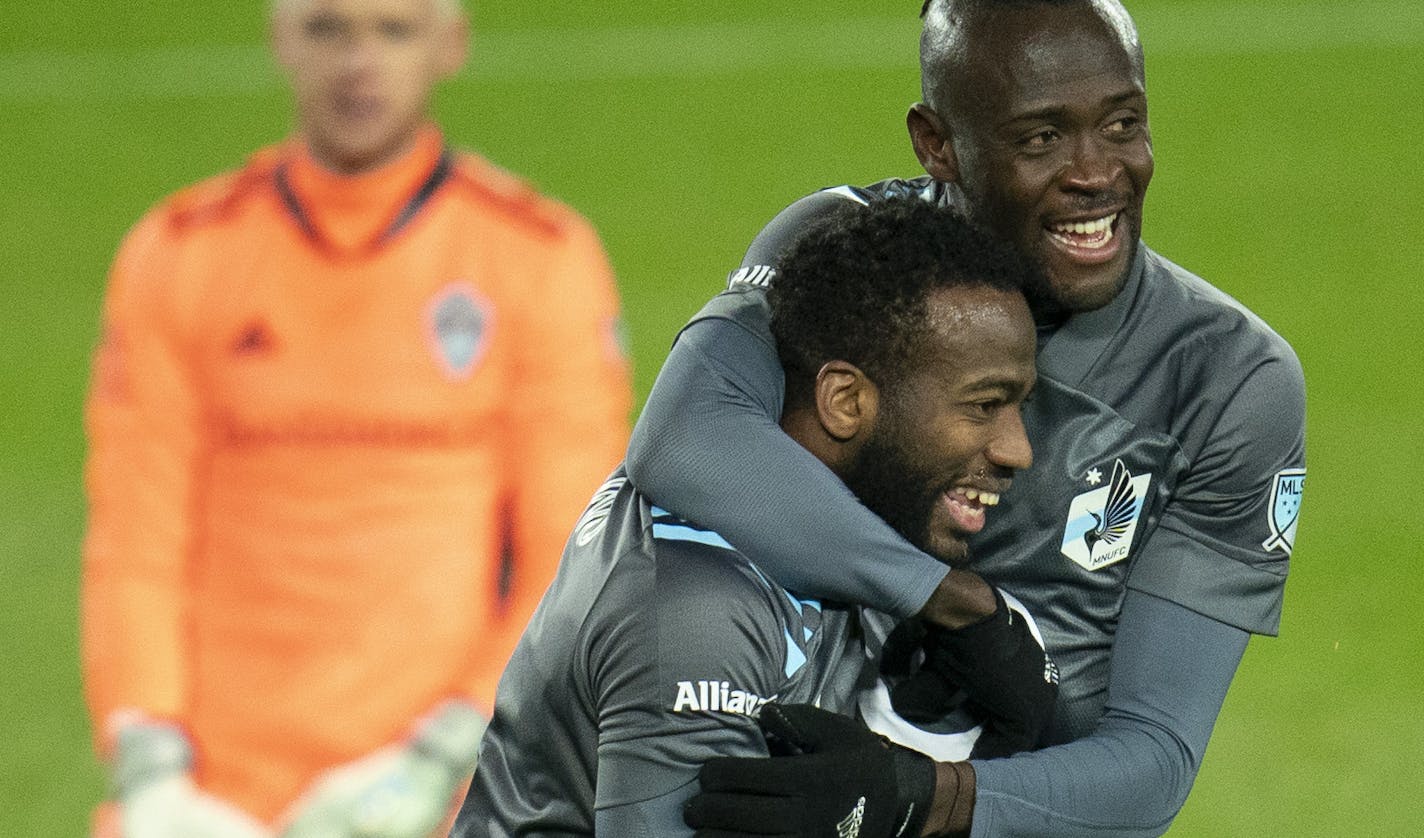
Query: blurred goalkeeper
80 1 630 836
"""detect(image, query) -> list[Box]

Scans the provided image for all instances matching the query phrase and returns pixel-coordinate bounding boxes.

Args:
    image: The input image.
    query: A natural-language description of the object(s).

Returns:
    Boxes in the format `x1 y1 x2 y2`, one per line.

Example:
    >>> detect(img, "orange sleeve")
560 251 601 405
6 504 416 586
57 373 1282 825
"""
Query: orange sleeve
465 214 632 705
81 212 205 750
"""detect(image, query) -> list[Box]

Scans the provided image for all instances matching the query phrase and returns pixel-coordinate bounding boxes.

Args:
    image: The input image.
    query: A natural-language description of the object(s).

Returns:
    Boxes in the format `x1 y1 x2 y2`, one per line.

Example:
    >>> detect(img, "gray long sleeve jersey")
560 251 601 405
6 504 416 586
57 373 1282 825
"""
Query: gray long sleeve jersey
454 469 871 837
626 178 1307 836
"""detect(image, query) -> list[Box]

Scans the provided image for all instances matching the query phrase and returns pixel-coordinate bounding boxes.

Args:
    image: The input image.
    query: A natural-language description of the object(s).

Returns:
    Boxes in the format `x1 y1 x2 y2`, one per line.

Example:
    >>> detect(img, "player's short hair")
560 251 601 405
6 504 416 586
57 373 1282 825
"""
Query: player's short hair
271 0 464 19
921 0 1086 18
770 198 1035 405
919 0 1142 113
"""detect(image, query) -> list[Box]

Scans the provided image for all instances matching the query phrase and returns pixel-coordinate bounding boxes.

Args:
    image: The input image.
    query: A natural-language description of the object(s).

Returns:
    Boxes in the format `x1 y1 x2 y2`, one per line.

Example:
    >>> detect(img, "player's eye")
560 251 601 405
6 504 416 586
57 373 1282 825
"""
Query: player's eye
1019 129 1060 153
1104 113 1144 139
304 14 346 40
379 19 417 40
970 399 1003 417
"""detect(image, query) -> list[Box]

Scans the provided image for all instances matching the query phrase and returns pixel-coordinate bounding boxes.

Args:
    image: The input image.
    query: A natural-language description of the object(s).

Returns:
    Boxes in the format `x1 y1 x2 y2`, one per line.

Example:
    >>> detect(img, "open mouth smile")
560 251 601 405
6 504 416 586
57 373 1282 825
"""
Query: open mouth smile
1048 212 1122 267
941 486 1003 535
1047 212 1119 252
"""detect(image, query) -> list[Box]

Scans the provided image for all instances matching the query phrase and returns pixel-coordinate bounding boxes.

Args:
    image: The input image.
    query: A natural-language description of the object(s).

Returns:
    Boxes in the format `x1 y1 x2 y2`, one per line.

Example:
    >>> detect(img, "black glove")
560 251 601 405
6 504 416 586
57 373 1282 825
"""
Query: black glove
881 619 967 725
684 703 935 838
920 589 1059 759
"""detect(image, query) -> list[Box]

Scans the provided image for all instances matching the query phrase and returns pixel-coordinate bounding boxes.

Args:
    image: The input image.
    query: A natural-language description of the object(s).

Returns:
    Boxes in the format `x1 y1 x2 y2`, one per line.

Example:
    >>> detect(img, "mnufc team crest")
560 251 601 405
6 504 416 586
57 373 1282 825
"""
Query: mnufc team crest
1060 459 1151 571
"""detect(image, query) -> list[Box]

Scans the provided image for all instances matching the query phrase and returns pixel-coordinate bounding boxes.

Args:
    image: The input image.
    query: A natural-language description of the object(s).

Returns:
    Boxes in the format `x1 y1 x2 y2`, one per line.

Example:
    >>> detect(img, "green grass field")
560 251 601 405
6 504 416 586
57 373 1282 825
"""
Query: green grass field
3 1 1421 834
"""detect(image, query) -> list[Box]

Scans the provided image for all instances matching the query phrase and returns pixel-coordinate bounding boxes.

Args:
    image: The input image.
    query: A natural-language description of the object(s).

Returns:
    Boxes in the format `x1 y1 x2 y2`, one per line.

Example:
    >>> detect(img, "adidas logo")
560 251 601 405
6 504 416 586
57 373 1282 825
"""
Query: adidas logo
837 796 865 838
232 323 276 356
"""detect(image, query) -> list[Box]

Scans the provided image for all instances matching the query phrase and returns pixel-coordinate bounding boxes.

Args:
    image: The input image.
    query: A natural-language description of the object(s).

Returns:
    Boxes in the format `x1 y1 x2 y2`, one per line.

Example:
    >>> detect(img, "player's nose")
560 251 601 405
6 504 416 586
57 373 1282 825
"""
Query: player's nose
986 408 1032 472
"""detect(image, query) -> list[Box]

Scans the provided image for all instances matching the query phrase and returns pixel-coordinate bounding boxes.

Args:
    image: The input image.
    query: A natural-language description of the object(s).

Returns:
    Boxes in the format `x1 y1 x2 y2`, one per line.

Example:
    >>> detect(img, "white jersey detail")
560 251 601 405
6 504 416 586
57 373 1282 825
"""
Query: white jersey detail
671 680 775 716
822 185 869 205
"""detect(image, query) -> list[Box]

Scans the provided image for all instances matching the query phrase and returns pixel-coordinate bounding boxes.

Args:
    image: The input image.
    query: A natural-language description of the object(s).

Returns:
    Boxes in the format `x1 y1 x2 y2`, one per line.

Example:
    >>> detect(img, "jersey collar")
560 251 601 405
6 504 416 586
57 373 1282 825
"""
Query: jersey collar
274 125 453 255
1035 245 1148 388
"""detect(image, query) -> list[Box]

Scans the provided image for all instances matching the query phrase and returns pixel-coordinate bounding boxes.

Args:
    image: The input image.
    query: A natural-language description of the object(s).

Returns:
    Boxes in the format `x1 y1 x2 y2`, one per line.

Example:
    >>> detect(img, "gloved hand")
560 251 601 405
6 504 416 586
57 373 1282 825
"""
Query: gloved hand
918 589 1059 759
110 721 270 838
881 618 966 725
684 703 935 838
278 699 486 838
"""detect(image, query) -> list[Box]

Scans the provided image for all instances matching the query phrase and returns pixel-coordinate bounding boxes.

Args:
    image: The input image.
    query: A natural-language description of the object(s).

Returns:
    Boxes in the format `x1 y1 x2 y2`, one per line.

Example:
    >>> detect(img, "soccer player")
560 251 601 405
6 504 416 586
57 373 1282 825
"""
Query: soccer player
80 1 631 836
452 198 1049 837
631 1 1308 835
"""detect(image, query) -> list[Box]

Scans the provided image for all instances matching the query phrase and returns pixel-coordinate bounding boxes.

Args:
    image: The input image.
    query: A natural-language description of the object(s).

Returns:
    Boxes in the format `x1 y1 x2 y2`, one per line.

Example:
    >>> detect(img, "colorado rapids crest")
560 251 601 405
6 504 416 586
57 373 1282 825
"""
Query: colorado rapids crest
427 283 491 380
1060 459 1151 570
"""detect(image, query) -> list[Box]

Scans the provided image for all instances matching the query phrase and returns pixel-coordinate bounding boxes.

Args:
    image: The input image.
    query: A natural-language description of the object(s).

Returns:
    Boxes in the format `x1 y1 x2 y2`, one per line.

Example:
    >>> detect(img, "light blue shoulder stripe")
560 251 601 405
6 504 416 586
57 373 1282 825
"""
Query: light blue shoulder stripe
650 522 737 551
783 627 807 678
649 506 737 550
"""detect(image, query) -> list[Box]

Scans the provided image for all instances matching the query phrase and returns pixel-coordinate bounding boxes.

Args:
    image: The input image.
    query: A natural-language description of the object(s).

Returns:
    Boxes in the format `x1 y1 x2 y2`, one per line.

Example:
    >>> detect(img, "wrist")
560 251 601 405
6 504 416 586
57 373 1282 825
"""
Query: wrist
409 699 487 775
918 571 996 630
889 743 937 838
922 761 975 838
111 721 193 798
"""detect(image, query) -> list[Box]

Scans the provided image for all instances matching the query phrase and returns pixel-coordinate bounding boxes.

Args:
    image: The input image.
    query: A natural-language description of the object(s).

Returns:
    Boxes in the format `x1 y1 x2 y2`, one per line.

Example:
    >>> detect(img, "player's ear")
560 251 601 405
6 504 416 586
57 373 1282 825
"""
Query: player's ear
269 7 298 72
815 361 878 442
437 9 471 78
908 103 960 184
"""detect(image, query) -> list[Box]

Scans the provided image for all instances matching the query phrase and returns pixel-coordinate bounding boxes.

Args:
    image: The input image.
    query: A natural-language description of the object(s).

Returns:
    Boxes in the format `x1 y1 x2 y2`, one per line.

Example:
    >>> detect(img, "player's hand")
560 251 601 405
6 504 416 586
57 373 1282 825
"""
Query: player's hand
919 589 1059 759
121 774 271 838
278 699 486 838
683 703 935 838
109 720 269 838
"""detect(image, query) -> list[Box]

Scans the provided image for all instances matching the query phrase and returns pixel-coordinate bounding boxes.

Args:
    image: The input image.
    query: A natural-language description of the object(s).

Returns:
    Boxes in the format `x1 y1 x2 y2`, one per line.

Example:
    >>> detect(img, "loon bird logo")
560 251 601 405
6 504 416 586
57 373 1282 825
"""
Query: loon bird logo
1061 459 1152 571
1083 460 1138 554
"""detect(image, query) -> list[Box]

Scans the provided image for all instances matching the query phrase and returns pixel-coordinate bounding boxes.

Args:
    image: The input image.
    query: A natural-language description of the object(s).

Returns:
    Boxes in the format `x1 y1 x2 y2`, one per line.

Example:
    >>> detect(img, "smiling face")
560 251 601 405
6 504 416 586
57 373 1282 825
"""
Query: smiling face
842 285 1036 565
914 0 1153 315
271 0 467 174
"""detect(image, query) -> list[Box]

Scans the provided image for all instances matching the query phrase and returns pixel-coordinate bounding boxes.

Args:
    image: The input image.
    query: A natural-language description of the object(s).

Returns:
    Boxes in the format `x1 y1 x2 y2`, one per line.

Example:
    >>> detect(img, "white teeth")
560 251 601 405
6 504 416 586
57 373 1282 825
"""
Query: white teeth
1049 213 1118 248
954 488 1000 506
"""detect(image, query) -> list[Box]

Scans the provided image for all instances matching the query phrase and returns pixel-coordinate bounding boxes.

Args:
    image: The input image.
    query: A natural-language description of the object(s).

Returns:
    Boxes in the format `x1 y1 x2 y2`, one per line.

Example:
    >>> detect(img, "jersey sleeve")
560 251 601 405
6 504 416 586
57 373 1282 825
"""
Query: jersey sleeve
590 539 787 818
81 212 204 746
595 784 700 838
968 589 1249 837
1127 348 1307 635
625 192 947 618
468 214 633 705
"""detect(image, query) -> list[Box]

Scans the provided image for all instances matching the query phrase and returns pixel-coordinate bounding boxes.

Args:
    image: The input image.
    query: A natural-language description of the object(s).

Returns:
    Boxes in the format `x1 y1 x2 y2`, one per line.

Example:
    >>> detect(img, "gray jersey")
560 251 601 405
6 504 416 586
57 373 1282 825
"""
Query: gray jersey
454 469 868 837
622 176 1303 834
701 176 1307 741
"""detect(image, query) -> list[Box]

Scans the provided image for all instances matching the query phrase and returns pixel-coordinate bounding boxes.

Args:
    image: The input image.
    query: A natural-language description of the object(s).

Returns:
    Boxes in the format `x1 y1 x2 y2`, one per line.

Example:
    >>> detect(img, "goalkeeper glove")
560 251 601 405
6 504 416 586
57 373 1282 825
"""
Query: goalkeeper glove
110 720 270 838
684 703 935 838
278 699 486 838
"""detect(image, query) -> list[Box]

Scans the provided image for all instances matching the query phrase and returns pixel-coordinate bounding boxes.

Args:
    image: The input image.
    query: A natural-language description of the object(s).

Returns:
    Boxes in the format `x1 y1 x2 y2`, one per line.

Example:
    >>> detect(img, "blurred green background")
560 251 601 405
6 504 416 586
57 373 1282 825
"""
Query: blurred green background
3 0 1420 834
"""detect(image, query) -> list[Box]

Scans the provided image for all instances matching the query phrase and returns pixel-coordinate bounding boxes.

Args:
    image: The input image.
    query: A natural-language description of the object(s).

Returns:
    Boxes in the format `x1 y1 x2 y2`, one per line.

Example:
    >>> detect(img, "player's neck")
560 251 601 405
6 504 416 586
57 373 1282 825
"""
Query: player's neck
284 125 445 251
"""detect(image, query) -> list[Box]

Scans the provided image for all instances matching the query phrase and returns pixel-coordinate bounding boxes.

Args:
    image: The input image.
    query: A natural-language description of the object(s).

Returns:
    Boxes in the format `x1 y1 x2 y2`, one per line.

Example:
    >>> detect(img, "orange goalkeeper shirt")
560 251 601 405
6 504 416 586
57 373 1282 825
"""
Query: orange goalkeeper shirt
82 126 631 822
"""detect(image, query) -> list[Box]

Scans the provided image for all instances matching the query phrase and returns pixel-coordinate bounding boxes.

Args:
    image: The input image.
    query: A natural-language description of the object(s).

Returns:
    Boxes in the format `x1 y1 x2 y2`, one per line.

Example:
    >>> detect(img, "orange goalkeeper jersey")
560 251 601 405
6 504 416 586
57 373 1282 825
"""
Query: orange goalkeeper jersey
81 126 631 822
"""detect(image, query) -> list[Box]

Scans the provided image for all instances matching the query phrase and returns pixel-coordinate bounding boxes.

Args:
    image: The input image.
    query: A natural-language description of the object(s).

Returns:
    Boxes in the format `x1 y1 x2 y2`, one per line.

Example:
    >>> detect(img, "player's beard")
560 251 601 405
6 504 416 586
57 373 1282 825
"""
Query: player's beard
840 409 964 567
